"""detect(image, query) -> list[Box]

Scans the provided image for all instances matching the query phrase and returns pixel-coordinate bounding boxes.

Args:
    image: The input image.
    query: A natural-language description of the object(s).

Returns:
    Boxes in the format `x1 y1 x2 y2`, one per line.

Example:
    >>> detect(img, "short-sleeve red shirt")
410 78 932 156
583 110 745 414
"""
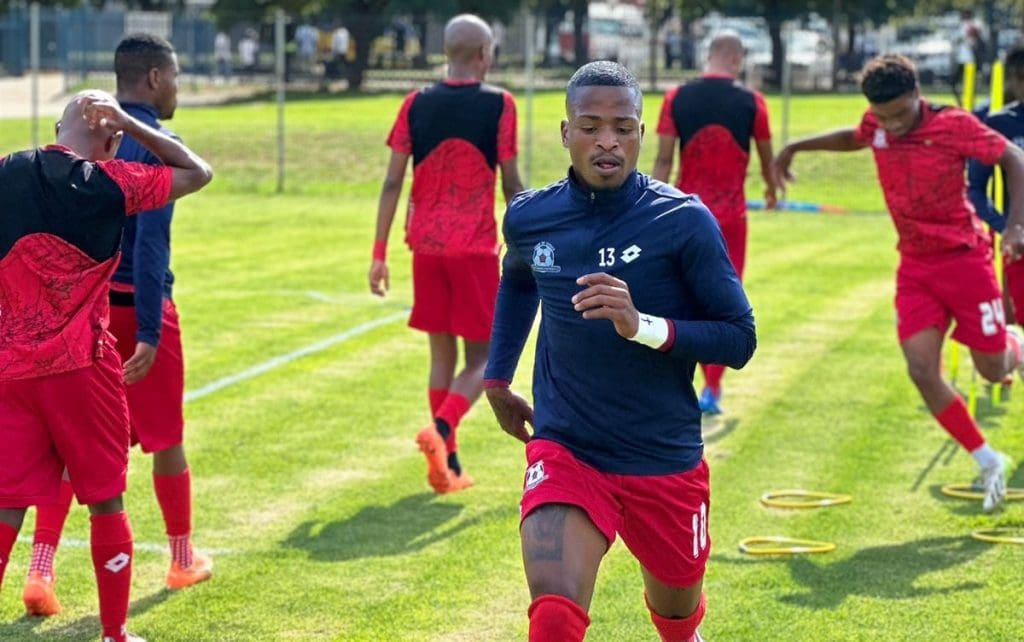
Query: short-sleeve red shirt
656 75 770 224
387 80 517 256
853 100 1006 257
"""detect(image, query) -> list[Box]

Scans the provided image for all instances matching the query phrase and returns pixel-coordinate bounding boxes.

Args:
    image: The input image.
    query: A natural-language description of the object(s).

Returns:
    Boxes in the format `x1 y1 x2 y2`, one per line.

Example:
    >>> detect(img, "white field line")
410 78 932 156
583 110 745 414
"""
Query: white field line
184 310 408 403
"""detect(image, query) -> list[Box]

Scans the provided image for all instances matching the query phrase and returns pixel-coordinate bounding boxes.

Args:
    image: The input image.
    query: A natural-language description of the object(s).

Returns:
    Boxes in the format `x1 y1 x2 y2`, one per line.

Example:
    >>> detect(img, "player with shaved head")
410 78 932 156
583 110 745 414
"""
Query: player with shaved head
653 30 776 415
0 90 212 642
486 61 755 642
369 13 523 494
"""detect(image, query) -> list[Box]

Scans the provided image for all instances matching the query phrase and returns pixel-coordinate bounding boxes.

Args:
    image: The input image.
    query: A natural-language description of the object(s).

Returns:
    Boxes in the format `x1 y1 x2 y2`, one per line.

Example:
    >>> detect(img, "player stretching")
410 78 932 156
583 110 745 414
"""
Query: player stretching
485 62 755 642
774 54 1024 512
22 35 213 619
652 30 776 415
0 91 212 642
369 14 523 493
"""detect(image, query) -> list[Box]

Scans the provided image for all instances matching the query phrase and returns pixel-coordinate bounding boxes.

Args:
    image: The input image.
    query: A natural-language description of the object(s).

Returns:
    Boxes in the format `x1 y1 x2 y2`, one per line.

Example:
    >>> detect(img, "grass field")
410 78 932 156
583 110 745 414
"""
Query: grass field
1 89 1023 641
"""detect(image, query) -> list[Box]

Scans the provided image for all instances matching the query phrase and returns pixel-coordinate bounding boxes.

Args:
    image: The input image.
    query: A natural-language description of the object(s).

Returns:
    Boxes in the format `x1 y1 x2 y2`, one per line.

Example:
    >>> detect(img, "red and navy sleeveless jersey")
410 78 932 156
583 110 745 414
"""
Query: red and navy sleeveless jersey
0 146 172 380
656 75 770 224
486 170 756 475
852 100 1006 257
387 80 518 256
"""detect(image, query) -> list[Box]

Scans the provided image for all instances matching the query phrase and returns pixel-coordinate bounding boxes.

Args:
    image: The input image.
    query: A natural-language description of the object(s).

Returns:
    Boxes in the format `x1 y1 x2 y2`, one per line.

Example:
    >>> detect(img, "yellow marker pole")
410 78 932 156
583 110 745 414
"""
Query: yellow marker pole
991 61 1006 404
963 62 977 110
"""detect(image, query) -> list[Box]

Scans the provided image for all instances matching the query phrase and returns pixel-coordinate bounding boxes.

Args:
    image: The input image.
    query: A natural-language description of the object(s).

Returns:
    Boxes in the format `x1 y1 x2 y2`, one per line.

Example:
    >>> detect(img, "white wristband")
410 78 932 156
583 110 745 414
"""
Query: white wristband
630 313 670 350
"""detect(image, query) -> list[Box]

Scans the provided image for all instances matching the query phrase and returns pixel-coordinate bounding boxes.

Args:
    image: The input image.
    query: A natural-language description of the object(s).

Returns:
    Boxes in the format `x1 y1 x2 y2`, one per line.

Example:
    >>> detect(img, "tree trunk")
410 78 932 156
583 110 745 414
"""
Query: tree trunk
846 19 857 72
412 9 428 69
542 6 562 67
571 0 587 66
344 9 386 91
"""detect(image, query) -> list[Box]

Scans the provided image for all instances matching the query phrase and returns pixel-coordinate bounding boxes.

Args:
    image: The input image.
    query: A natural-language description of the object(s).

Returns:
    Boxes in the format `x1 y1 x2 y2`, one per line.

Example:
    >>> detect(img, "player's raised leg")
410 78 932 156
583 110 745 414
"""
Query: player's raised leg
902 329 1008 511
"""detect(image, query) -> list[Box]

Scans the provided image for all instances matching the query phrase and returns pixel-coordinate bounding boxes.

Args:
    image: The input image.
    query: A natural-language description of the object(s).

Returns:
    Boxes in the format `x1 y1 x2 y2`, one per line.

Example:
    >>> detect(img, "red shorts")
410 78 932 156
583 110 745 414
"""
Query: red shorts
108 299 185 453
718 216 748 279
0 346 130 507
1004 257 1024 324
896 247 1007 352
519 439 710 588
409 253 499 342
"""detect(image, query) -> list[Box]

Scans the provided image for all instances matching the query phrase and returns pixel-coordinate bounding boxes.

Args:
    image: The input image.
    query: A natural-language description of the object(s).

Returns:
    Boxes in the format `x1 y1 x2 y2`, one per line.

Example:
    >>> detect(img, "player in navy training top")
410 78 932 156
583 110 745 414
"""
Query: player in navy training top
969 47 1024 328
484 62 755 642
653 31 775 416
24 35 212 621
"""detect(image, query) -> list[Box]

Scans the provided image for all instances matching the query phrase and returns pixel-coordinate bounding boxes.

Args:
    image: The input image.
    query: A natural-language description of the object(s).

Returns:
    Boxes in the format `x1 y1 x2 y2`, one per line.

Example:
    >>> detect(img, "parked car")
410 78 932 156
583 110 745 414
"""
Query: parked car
785 29 834 90
558 1 649 69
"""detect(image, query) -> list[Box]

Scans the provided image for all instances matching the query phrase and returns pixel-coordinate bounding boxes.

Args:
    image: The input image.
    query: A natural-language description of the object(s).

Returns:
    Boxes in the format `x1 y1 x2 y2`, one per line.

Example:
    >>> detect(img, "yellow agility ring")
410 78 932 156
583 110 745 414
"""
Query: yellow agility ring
940 484 1024 501
760 490 852 509
971 528 1024 545
738 536 836 556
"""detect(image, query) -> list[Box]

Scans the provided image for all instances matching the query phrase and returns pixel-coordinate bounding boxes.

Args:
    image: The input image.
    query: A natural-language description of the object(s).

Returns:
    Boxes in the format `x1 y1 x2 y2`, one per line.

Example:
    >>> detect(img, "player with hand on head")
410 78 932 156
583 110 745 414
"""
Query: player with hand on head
369 13 523 494
652 30 775 415
485 61 755 642
774 54 1024 513
0 90 212 642
23 35 214 621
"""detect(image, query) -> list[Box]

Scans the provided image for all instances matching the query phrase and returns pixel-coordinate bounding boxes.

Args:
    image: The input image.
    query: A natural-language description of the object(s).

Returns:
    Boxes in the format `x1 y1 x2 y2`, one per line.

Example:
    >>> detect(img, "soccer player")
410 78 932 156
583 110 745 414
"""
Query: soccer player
774 54 1024 512
652 30 775 415
22 35 213 619
968 46 1024 326
0 90 213 642
369 13 523 494
485 61 755 642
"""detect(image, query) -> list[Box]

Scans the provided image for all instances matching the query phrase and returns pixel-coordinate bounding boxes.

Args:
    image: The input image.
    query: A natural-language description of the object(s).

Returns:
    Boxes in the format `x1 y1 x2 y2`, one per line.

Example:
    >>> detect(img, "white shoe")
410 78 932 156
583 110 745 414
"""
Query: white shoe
979 453 1010 513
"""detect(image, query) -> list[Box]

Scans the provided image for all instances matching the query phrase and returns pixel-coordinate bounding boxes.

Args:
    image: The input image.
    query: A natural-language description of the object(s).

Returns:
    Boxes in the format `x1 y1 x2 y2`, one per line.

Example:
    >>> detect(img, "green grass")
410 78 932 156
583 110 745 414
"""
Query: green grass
2 91 1022 641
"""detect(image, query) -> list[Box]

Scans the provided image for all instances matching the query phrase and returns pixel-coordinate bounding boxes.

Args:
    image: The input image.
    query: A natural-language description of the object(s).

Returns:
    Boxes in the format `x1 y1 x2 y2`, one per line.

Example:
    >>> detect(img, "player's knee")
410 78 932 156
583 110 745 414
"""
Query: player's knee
905 358 940 388
87 495 124 515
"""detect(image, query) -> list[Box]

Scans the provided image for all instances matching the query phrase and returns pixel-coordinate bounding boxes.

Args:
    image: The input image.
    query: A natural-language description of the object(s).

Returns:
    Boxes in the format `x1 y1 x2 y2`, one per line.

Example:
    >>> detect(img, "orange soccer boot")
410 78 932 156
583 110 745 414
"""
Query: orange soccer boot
23 571 61 617
166 551 213 590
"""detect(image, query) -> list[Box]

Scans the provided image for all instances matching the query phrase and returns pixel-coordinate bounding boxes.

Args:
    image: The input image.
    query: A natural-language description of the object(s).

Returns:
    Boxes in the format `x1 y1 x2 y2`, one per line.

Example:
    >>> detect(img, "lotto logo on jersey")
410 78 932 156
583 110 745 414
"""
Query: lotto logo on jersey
531 242 561 273
872 128 888 149
104 552 131 573
620 244 642 263
524 461 548 491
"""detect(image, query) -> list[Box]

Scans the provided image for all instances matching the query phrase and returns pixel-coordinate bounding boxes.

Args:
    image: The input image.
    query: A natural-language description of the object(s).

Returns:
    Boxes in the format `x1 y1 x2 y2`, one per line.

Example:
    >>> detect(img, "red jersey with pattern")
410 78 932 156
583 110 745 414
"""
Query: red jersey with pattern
656 75 771 224
853 101 1007 257
0 145 172 380
387 80 518 256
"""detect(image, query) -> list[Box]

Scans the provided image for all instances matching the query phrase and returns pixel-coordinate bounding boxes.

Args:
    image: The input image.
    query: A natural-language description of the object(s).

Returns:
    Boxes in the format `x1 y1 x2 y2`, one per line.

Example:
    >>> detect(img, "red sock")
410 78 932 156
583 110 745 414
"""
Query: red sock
436 392 471 453
935 397 985 452
0 520 18 590
31 478 74 577
429 388 448 416
154 468 193 568
528 594 590 642
90 511 133 642
647 592 706 642
700 364 724 397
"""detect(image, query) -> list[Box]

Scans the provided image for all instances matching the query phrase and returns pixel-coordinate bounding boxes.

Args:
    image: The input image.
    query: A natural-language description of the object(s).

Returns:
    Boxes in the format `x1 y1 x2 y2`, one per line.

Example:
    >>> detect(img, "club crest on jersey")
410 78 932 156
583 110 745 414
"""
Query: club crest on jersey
532 242 561 273
872 128 888 149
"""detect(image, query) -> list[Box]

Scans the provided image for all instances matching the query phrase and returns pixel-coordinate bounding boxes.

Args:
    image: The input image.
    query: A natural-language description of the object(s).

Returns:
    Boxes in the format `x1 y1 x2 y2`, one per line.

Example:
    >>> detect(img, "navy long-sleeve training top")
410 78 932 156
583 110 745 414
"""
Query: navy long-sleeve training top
485 169 756 475
968 102 1024 233
111 102 176 347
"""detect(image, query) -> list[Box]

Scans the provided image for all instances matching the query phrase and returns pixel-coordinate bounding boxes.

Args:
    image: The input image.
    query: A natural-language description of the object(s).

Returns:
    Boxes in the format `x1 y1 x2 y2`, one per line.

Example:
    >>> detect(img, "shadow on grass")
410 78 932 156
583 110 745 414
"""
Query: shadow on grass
703 417 740 446
778 536 987 609
3 586 172 639
284 492 493 561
